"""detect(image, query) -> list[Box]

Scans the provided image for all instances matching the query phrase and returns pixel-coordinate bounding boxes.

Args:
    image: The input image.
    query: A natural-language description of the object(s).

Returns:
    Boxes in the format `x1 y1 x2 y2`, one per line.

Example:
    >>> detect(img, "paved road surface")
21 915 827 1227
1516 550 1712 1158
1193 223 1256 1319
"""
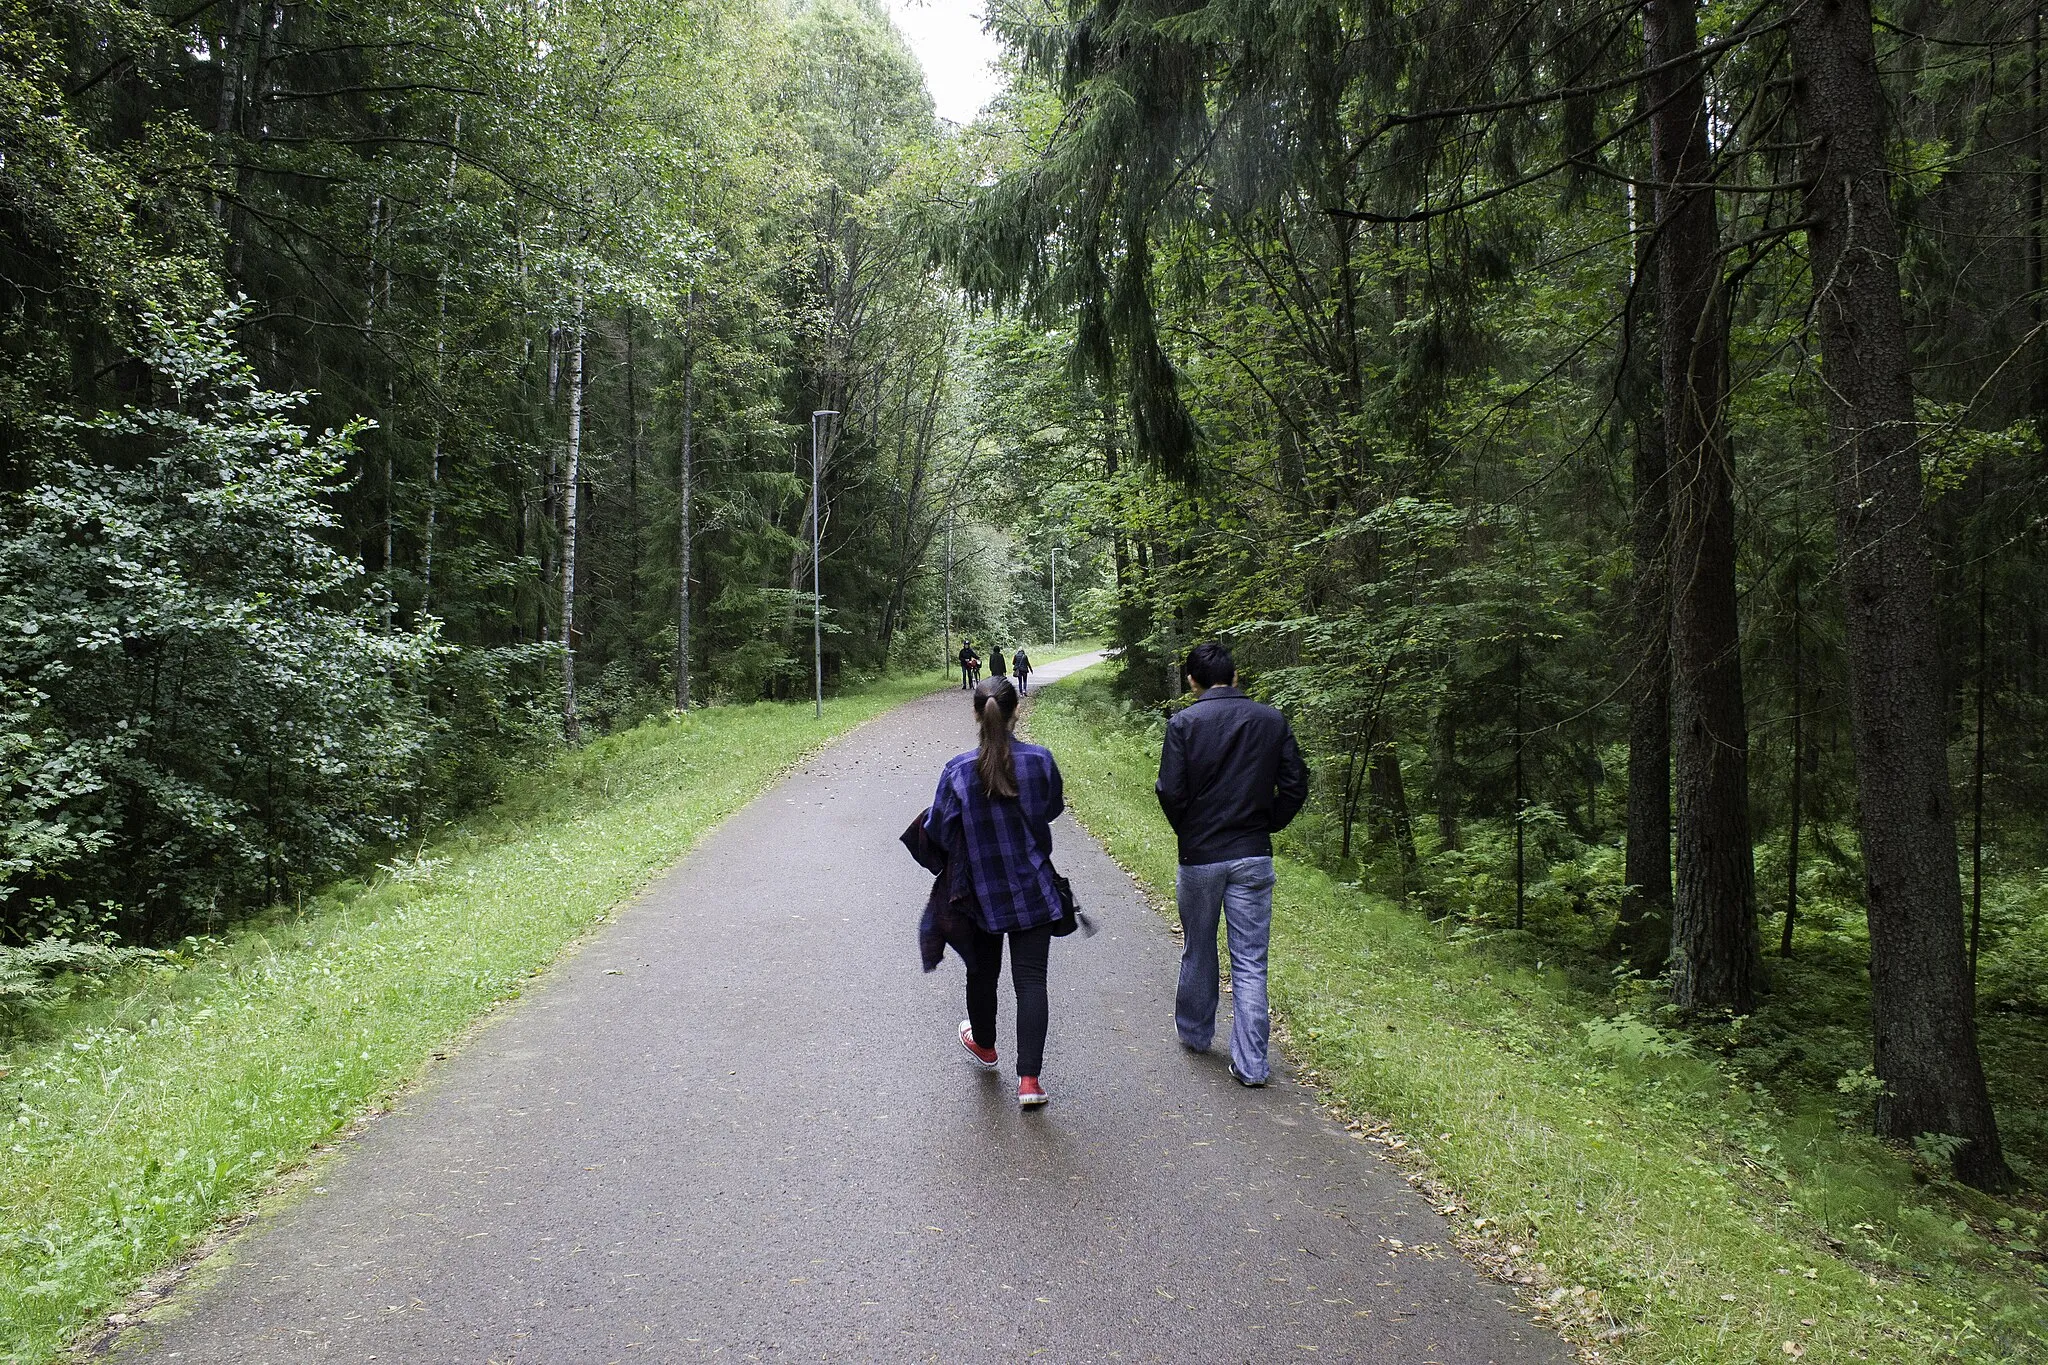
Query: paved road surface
118 654 1568 1364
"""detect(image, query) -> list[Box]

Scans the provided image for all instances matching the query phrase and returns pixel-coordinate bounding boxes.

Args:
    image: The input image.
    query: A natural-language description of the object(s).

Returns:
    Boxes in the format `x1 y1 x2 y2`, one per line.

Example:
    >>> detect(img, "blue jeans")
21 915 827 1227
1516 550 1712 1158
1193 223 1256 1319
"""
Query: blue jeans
1174 856 1277 1082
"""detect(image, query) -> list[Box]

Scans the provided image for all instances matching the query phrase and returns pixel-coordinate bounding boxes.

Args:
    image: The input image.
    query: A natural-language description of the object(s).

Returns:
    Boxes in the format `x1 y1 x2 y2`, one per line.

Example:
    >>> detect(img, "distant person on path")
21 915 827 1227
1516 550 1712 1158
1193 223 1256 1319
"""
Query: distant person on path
958 639 980 689
1155 642 1309 1087
926 676 1068 1109
989 645 1007 677
1012 647 1032 695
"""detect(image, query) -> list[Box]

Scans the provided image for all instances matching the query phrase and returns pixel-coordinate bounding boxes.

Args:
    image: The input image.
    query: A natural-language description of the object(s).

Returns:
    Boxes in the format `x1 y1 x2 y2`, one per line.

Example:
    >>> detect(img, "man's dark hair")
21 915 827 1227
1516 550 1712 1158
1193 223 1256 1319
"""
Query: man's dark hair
1185 642 1235 689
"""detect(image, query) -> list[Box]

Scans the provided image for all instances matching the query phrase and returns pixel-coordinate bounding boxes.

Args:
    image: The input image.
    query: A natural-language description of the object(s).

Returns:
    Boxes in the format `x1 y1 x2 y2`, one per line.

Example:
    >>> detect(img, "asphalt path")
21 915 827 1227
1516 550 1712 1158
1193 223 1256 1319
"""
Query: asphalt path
118 653 1569 1364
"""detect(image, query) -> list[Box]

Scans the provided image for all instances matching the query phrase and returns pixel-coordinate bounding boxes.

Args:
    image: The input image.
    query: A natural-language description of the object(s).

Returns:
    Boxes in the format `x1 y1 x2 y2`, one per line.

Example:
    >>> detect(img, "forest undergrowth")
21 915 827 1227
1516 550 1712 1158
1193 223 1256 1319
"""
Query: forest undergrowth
1027 673 2048 1365
0 667 949 1365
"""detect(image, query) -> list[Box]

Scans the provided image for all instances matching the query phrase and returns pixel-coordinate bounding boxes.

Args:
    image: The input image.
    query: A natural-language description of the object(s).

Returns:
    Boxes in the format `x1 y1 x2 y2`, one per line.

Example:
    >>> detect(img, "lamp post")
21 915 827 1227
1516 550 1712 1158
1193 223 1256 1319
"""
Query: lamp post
943 504 953 678
811 409 837 718
1050 546 1059 647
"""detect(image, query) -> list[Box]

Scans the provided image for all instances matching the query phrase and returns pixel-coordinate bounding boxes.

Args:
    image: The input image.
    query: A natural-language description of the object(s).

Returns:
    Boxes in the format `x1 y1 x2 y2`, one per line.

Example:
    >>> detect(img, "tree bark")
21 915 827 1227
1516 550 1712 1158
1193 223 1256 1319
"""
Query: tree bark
561 304 585 744
1647 0 1760 1011
624 306 643 680
1617 387 1673 970
676 290 695 711
1788 0 2010 1189
1512 628 1526 930
1783 540 1803 959
1970 565 1987 978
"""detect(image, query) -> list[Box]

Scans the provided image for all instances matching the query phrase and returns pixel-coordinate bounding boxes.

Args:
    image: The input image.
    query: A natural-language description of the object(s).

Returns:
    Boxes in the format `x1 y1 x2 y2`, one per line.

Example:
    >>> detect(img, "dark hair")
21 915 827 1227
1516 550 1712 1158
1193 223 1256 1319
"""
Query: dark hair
972 677 1020 798
1185 642 1236 689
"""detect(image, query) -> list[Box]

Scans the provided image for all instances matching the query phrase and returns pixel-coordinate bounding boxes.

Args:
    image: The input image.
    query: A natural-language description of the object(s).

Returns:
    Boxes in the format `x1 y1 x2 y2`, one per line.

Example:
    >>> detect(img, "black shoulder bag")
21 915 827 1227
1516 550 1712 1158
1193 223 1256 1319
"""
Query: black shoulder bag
1047 868 1096 937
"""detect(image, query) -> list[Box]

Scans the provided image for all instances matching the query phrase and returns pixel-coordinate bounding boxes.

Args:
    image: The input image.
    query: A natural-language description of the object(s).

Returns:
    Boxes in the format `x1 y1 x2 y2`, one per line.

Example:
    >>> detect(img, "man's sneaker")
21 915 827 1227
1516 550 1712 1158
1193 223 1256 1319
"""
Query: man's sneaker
1018 1076 1049 1108
1228 1061 1268 1088
959 1020 998 1071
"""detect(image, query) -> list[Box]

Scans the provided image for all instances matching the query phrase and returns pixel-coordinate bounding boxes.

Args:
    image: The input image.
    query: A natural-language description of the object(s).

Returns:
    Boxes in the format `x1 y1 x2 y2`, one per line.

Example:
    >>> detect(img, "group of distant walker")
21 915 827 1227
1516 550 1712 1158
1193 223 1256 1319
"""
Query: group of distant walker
956 639 1032 695
906 641 1308 1109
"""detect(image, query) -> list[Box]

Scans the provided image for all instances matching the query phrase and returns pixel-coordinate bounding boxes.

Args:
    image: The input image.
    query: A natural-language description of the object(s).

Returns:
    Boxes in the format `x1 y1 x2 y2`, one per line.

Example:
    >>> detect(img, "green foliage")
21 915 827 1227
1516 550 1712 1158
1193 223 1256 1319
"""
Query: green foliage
1 309 436 941
1 0 1035 946
0 940 159 1009
1581 1014 1692 1062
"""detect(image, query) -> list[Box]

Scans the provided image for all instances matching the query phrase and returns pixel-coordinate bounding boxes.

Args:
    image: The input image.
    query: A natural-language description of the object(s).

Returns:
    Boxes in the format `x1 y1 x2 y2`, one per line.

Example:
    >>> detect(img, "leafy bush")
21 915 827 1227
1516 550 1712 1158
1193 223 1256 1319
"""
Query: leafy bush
1580 1012 1692 1061
0 310 439 943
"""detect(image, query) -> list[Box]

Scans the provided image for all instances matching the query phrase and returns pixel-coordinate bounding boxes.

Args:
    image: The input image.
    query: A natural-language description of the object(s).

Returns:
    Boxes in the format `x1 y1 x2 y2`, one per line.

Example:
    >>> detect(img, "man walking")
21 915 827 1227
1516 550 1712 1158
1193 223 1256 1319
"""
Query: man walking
958 639 980 689
1155 642 1309 1087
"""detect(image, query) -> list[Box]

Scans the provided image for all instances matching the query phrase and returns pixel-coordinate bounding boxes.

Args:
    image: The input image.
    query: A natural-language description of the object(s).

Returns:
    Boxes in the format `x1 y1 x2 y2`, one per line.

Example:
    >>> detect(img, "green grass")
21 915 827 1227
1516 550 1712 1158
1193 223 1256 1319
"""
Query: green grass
1026 673 2048 1365
0 668 949 1365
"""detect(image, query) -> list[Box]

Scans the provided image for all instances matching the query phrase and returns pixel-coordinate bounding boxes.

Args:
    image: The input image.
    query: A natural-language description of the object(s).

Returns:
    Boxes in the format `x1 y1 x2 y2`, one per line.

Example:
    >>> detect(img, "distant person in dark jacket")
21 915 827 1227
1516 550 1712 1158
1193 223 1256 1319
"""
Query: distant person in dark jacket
927 676 1066 1109
989 646 1007 677
1012 648 1032 695
1155 642 1309 1087
958 640 979 689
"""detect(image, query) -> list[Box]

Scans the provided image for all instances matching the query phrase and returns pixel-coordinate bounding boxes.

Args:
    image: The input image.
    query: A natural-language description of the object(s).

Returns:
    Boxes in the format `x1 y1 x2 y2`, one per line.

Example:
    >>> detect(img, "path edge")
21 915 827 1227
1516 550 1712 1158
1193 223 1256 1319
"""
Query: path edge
64 680 952 1363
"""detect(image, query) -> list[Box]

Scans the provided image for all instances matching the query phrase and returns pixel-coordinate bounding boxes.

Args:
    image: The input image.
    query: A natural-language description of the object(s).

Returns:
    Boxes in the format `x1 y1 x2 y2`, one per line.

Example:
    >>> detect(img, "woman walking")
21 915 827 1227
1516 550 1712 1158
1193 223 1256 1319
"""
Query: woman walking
926 676 1067 1107
1012 647 1032 695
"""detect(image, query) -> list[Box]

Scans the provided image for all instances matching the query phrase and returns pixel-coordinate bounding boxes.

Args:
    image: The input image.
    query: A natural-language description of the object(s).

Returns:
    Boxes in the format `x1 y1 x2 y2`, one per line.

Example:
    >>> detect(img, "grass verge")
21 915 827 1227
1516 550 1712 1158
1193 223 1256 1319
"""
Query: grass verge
1026 672 2047 1365
0 669 948 1364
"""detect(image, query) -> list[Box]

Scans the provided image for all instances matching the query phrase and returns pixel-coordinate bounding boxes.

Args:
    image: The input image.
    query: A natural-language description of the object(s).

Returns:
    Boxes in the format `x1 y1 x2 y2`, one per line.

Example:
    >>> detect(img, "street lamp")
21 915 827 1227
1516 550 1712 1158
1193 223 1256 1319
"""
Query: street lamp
1050 546 1059 646
811 409 838 718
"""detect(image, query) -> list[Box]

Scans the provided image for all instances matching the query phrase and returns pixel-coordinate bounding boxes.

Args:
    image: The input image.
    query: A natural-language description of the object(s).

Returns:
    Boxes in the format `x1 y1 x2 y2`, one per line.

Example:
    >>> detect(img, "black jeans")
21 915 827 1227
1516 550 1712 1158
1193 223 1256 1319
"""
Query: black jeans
962 922 1053 1078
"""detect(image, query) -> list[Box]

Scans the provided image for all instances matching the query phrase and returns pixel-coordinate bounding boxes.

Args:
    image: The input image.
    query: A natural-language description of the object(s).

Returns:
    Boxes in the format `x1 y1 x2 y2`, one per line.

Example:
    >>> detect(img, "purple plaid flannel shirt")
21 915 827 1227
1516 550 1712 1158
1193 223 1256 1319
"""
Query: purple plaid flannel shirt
927 741 1066 934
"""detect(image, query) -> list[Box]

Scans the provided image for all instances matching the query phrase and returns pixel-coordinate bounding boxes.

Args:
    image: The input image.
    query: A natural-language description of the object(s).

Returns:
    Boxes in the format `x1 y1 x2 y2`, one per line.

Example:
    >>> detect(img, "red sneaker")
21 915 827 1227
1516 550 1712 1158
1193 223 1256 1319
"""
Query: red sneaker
1018 1076 1048 1108
959 1020 998 1070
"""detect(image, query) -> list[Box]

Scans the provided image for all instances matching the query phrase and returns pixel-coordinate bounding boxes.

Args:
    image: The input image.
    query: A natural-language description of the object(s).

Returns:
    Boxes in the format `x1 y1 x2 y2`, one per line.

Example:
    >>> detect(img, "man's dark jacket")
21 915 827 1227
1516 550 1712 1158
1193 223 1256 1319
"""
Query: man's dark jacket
1155 685 1310 866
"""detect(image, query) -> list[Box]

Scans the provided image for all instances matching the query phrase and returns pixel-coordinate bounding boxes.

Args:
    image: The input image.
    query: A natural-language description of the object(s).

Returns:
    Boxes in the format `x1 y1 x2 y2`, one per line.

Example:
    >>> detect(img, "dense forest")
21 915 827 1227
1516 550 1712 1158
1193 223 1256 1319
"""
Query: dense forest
2 0 1081 935
4 0 2045 1209
944 0 2048 1198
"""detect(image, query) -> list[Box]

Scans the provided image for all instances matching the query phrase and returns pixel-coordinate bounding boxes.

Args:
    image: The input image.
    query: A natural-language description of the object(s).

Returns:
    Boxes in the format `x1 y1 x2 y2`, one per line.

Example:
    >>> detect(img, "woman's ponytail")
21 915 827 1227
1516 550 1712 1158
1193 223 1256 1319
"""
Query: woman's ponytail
972 677 1020 799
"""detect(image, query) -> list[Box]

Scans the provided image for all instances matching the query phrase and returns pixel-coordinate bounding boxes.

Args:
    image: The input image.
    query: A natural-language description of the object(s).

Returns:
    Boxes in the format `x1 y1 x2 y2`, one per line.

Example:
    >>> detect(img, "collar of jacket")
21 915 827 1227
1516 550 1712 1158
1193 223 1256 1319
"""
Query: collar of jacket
1192 685 1248 703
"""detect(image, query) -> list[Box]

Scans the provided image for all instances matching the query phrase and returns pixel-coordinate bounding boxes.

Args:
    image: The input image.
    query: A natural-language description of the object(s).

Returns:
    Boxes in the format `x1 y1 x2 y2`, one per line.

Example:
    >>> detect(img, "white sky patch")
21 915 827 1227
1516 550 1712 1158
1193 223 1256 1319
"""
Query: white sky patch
885 0 1006 126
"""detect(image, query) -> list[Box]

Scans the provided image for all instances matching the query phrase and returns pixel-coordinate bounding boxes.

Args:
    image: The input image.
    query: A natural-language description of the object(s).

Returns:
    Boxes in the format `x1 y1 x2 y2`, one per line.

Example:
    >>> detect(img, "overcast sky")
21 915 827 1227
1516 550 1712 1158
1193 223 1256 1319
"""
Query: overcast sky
884 0 1007 126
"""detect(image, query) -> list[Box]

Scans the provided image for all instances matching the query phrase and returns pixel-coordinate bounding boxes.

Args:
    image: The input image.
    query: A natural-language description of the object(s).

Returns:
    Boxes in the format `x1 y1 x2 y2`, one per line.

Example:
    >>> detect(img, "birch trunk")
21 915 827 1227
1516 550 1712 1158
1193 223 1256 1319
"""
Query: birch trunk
677 289 695 711
561 302 585 743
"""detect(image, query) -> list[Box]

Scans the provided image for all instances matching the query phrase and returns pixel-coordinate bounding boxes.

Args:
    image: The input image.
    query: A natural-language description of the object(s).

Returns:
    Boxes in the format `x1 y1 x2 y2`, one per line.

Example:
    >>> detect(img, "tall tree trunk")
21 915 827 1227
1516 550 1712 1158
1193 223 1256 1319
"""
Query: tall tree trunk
561 303 585 744
1789 0 2010 1190
676 290 695 711
625 305 643 680
1647 0 1760 1010
1617 383 1673 970
2032 9 2045 430
1338 739 1362 863
1970 562 1988 979
423 120 457 611
1783 534 1803 959
1512 628 1526 931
